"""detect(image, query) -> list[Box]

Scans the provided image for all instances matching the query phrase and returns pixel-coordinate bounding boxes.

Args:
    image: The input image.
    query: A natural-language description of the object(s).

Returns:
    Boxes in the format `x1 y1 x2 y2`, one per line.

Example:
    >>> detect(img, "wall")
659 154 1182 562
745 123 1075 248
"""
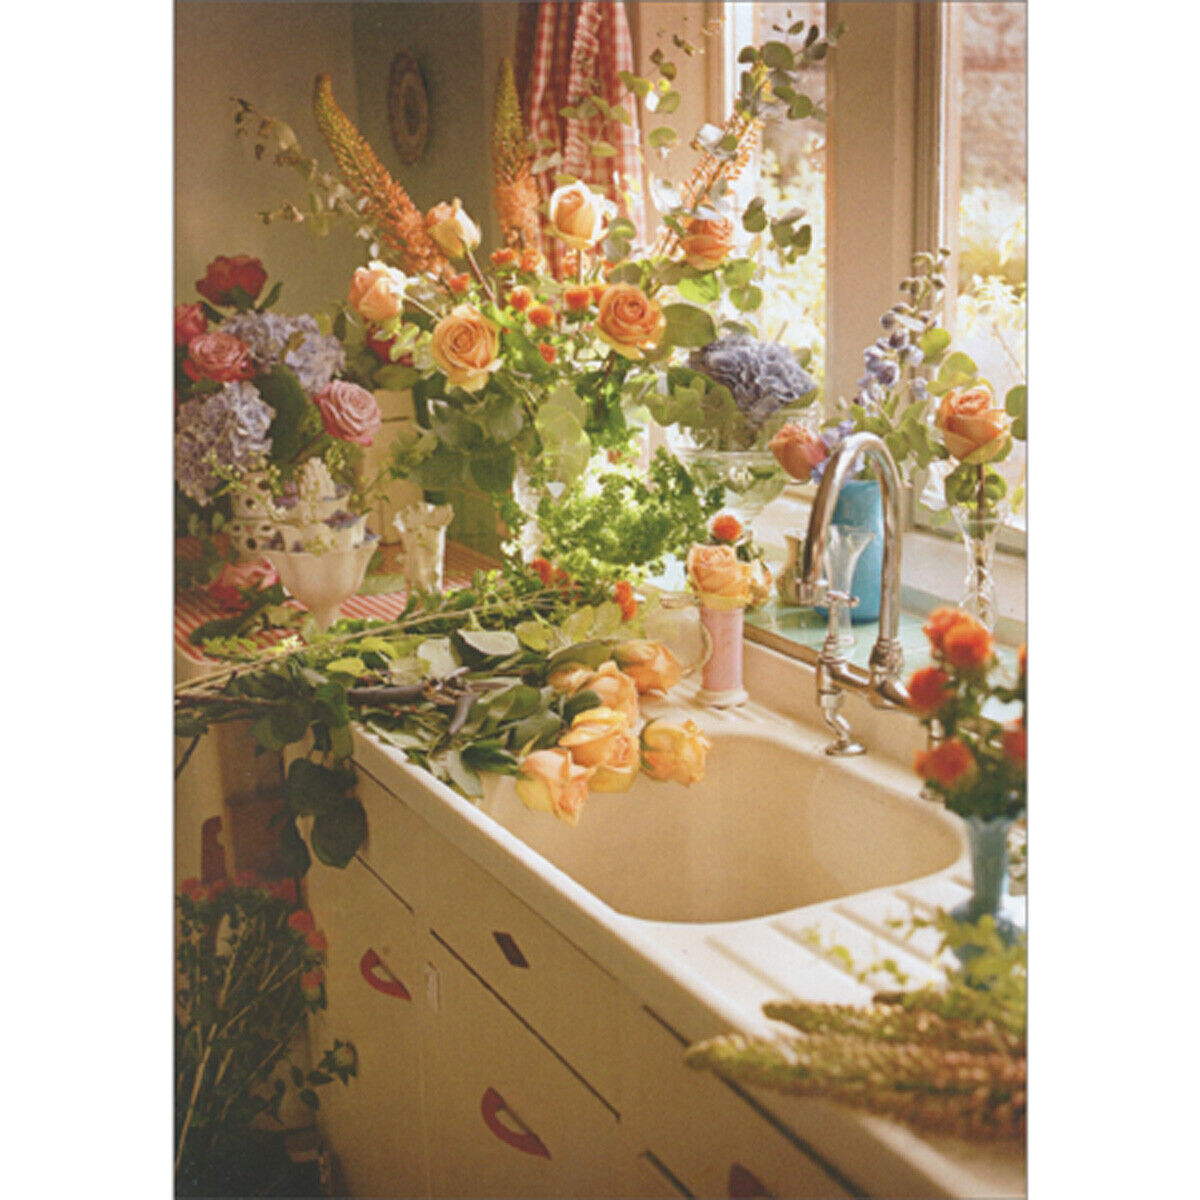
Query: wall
174 1 366 312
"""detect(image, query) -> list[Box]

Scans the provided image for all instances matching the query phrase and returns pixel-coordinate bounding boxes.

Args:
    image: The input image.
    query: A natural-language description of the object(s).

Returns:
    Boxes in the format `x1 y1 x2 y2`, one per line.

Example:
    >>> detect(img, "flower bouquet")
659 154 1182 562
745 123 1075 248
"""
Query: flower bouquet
907 607 1026 935
233 20 842 567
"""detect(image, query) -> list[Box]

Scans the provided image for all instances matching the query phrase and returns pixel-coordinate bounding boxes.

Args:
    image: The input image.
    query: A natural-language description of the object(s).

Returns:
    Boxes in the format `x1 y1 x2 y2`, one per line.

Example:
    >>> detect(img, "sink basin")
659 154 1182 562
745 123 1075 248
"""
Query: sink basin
477 730 963 924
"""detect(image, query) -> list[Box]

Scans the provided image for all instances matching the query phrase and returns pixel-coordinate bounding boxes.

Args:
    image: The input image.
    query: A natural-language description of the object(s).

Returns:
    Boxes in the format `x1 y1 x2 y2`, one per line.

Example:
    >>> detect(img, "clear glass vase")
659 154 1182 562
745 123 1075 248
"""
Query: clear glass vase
823 524 876 651
950 502 1009 632
664 426 788 527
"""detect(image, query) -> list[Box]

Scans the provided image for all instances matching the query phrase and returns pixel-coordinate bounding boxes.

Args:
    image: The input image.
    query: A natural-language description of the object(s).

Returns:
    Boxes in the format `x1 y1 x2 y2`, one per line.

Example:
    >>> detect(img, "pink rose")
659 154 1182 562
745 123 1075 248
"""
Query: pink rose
770 423 827 482
207 557 278 611
183 331 257 384
314 381 383 446
175 303 207 346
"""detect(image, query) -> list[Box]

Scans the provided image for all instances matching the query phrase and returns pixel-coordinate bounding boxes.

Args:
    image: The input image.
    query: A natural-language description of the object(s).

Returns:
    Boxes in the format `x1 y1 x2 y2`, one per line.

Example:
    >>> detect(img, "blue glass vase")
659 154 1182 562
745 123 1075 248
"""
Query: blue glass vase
950 816 1021 953
829 479 883 623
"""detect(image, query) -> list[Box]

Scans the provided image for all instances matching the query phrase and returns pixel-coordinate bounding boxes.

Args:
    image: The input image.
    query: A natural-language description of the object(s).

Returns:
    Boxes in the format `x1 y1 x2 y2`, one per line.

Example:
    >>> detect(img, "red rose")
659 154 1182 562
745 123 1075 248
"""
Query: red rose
267 878 299 905
175 303 207 346
907 666 953 716
365 328 398 363
305 929 328 953
183 332 256 384
196 254 268 307
314 380 383 446
941 618 994 672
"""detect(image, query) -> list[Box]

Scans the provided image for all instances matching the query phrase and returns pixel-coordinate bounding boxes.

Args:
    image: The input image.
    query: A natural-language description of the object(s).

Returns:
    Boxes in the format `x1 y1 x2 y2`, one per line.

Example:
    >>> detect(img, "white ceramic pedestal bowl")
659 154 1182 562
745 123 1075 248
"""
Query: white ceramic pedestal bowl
264 542 376 631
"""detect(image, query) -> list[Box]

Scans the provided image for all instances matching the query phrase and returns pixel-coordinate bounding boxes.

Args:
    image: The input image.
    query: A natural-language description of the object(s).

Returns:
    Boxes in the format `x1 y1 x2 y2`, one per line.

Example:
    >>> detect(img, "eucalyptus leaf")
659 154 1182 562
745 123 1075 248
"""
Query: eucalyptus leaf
310 798 367 867
453 628 521 664
662 303 717 348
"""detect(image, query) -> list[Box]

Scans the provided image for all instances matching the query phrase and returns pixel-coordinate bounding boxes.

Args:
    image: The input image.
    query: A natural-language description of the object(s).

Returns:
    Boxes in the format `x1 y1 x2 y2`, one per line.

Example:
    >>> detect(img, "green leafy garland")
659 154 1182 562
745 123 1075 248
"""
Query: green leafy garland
175 568 648 874
685 913 1026 1141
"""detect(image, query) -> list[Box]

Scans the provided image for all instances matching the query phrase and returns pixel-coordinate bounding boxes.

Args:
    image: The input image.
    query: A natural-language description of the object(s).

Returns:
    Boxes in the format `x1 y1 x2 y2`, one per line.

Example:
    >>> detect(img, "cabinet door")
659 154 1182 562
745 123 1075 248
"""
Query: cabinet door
305 853 428 1198
622 1006 855 1200
420 940 628 1199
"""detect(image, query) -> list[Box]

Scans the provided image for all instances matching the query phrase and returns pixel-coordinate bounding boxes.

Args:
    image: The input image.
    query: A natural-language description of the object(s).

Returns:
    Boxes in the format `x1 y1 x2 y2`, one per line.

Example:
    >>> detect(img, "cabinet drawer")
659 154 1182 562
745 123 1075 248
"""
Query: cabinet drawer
350 757 427 909
422 828 624 1107
304 851 428 1198
422 941 627 1199
624 1007 855 1200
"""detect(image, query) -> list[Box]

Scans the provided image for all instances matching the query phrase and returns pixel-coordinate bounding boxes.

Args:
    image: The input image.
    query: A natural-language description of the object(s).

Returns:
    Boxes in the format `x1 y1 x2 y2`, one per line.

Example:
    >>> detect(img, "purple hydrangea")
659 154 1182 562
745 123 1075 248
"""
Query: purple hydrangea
810 419 855 484
175 381 275 504
219 312 346 396
689 335 816 448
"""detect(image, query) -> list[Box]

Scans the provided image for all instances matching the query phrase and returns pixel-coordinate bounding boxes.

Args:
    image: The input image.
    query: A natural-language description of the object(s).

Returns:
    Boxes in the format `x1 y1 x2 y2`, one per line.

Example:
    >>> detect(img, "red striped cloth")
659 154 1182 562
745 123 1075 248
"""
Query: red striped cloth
174 543 494 667
525 1 645 276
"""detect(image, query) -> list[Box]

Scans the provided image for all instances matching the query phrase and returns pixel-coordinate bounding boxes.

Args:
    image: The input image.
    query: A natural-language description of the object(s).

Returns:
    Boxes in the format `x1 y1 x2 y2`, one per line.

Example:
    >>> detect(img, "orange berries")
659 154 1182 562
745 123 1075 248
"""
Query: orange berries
528 303 556 329
507 285 533 312
537 342 557 365
563 285 592 311
519 247 546 273
447 271 470 295
490 246 518 267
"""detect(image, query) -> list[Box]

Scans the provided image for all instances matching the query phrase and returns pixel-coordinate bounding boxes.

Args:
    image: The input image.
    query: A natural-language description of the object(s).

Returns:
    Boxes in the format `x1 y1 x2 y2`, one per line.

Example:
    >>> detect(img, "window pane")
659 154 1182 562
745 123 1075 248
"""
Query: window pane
951 2 1027 520
748 2 828 384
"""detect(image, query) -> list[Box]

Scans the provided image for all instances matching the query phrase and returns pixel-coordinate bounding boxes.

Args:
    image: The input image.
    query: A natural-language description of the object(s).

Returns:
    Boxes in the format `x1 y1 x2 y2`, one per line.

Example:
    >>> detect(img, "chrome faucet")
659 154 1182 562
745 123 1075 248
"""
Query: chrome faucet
796 432 911 754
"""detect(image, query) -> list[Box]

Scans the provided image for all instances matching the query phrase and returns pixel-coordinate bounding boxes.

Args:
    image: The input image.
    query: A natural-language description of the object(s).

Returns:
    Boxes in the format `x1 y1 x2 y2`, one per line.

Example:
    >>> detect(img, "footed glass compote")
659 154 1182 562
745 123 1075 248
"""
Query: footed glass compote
264 541 377 632
822 524 876 652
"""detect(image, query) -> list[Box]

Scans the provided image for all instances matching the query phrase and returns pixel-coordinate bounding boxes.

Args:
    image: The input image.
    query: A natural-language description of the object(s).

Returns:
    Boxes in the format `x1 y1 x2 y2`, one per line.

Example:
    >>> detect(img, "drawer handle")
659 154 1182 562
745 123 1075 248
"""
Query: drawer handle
359 948 411 1000
492 930 530 969
728 1162 773 1198
480 1087 551 1159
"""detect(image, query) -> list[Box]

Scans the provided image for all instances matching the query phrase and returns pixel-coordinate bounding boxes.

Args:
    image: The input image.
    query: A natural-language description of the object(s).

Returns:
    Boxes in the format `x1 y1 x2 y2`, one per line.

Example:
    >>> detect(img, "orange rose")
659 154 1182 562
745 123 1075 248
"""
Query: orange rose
430 304 500 392
941 617 994 671
923 606 971 654
425 198 481 258
563 285 592 312
557 705 630 769
507 285 533 312
611 641 682 694
686 543 753 607
710 513 743 543
936 385 1010 463
907 666 954 716
595 284 665 359
548 181 612 250
641 719 712 786
679 216 734 270
528 303 556 329
515 747 595 825
913 738 977 791
348 261 408 323
770 423 827 482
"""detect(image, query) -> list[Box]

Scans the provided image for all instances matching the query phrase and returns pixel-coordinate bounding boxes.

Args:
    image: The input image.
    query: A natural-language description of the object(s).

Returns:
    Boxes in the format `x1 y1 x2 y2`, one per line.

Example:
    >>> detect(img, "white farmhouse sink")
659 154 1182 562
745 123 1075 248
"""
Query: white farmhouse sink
477 729 962 924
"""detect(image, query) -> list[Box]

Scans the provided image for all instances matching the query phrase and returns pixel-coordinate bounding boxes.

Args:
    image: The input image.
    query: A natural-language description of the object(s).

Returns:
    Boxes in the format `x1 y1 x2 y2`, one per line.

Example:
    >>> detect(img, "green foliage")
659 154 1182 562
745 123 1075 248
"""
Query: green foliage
175 881 356 1185
532 449 722 583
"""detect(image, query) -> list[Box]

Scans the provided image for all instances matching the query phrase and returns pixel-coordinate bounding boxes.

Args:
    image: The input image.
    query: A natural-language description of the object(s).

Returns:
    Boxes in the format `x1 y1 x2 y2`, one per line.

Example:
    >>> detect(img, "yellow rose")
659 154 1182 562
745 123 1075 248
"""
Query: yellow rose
590 727 639 793
685 544 753 608
557 705 630 769
595 284 665 360
515 748 594 826
610 641 682 695
640 718 712 786
430 304 501 392
679 217 734 270
936 385 1011 463
548 181 613 250
424 198 481 259
347 261 407 323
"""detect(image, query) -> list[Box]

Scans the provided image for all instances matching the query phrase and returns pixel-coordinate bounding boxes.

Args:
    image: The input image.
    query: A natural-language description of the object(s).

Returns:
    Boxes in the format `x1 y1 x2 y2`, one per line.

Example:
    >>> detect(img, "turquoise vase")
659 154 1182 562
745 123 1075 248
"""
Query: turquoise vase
951 816 1020 951
829 479 883 623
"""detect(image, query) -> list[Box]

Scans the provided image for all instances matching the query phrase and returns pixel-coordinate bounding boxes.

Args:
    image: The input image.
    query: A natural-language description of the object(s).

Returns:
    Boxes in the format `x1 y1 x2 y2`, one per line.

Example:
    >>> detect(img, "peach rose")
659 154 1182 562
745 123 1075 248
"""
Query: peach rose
565 661 640 727
425 198 481 258
515 748 595 826
913 738 977 791
548 181 612 250
641 719 712 786
348 261 408 323
907 666 953 716
430 304 501 392
686 543 753 608
679 217 734 270
590 728 639 793
770 422 827 482
611 641 683 694
595 284 665 360
557 705 630 769
936 385 1010 463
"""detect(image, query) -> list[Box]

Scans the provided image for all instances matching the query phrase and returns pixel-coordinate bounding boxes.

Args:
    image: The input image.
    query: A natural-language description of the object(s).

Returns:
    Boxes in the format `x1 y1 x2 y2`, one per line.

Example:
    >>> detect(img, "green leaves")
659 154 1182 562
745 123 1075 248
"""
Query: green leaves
1005 385 1027 440
661 303 718 348
310 798 367 868
285 759 355 818
257 365 315 467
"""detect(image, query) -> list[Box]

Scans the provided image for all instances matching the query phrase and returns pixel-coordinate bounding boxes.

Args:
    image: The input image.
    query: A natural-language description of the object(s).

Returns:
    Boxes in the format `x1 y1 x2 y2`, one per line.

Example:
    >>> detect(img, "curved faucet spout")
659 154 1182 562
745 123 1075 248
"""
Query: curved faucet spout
799 432 907 699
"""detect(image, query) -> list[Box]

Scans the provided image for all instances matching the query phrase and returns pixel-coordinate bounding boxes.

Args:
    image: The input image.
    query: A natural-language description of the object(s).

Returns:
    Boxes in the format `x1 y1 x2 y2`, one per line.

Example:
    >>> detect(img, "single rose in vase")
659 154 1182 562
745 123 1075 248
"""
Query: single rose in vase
196 254 268 308
686 544 753 608
183 331 257 384
313 380 383 446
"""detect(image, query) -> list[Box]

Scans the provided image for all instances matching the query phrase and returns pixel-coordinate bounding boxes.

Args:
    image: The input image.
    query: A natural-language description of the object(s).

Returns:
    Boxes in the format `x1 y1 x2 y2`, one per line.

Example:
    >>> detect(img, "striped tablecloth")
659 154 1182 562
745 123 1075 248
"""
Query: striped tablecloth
175 542 499 672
